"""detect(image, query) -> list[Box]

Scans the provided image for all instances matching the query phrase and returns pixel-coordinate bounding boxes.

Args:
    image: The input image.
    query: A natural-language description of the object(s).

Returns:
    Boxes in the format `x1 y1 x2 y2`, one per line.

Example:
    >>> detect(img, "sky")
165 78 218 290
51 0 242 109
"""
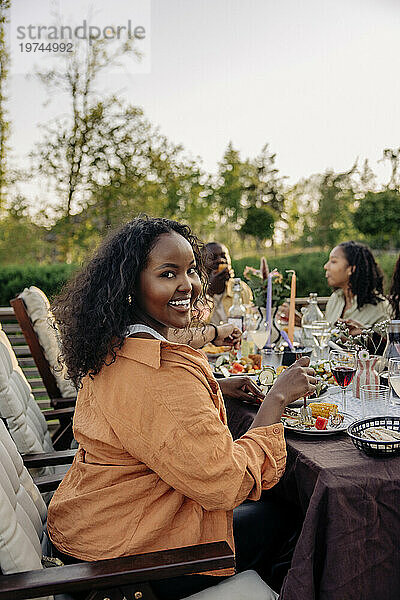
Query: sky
6 0 400 198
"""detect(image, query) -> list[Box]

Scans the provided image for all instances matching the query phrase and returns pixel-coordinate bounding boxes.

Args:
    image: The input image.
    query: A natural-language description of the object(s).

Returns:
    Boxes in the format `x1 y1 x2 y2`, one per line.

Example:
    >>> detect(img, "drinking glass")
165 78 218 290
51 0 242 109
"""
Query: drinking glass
329 350 357 412
250 310 269 352
261 349 283 369
388 357 400 406
309 320 331 360
360 384 389 418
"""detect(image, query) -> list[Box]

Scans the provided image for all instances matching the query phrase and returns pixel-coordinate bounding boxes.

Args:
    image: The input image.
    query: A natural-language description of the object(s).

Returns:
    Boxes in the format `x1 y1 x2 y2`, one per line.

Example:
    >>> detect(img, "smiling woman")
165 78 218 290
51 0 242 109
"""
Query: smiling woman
47 216 315 599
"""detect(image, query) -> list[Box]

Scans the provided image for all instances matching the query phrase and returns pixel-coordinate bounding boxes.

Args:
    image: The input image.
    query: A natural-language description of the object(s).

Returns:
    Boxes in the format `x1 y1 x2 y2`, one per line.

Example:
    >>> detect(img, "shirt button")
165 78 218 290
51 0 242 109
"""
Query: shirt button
273 426 281 435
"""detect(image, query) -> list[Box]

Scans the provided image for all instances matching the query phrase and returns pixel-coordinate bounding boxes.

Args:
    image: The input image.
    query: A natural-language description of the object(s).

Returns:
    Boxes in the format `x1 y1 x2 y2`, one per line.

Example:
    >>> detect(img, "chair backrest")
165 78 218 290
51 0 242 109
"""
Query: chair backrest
0 323 54 465
11 288 76 399
0 418 52 598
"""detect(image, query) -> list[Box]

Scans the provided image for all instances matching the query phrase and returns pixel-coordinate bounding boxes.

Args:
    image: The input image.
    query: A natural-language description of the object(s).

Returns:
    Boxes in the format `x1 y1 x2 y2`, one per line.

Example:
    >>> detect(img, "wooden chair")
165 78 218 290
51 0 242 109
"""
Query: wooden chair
11 291 76 408
0 323 74 455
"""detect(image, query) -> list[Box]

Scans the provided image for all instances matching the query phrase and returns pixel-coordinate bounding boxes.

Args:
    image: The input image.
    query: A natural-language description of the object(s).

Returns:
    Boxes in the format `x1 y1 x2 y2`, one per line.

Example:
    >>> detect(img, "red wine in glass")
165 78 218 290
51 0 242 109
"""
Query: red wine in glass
332 366 356 388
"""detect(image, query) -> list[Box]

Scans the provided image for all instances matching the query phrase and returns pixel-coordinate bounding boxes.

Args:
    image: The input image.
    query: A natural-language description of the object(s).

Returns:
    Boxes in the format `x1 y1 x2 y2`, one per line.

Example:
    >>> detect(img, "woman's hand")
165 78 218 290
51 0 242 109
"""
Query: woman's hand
250 357 316 428
338 318 363 337
213 324 242 349
218 376 265 404
269 356 316 406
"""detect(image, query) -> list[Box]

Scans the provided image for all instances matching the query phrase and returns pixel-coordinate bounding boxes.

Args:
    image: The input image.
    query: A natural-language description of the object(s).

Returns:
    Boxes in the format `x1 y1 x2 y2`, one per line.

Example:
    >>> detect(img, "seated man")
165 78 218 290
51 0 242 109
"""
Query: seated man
203 242 253 325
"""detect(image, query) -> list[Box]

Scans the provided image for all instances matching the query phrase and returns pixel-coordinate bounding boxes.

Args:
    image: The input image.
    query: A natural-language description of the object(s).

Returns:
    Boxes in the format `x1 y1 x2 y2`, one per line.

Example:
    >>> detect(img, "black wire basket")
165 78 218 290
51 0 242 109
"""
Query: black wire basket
347 416 400 457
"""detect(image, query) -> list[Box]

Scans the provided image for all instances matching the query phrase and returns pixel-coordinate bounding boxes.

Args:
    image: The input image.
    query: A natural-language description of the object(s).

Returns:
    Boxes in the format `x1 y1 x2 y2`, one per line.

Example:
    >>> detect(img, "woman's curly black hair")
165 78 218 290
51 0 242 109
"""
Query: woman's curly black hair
52 216 209 387
389 254 400 319
338 241 384 309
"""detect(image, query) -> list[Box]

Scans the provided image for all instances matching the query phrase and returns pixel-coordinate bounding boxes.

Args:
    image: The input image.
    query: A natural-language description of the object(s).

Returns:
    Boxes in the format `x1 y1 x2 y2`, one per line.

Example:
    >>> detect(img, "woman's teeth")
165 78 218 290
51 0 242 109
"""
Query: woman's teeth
169 299 191 307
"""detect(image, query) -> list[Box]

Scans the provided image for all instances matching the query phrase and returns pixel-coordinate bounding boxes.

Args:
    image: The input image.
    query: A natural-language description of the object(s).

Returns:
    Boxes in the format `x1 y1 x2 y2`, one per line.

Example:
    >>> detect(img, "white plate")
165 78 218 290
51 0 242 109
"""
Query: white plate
282 412 354 436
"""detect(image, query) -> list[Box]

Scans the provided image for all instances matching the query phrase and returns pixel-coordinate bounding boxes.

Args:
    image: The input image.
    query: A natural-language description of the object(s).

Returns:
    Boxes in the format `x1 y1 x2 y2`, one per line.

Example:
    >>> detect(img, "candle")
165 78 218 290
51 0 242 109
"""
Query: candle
265 272 273 347
280 329 295 351
288 270 296 345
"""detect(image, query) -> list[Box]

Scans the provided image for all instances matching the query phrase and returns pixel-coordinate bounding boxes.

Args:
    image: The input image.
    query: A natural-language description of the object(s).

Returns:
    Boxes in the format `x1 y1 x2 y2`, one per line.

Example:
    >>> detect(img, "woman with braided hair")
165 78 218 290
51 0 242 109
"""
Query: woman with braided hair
324 241 390 333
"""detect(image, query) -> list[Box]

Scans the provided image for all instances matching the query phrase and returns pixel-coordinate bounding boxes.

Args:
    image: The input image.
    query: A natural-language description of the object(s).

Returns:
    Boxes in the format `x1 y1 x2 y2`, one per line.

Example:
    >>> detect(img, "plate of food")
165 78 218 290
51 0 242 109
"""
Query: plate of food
281 403 353 435
203 344 232 356
213 354 262 378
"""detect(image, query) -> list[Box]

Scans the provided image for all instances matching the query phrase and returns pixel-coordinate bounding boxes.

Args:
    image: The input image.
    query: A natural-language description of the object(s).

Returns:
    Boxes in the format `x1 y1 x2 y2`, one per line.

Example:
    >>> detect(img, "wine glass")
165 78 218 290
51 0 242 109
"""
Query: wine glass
388 357 400 406
329 350 357 412
309 320 331 361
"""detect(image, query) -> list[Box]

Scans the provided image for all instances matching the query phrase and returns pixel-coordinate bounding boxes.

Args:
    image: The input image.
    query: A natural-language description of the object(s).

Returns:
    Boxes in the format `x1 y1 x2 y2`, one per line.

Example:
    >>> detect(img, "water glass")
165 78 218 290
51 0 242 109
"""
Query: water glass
388 357 400 406
261 349 283 370
360 384 389 418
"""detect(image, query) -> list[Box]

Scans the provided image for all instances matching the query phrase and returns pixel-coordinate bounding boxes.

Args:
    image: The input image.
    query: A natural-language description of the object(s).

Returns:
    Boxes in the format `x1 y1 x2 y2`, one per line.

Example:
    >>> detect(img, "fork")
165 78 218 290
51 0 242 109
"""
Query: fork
300 396 313 425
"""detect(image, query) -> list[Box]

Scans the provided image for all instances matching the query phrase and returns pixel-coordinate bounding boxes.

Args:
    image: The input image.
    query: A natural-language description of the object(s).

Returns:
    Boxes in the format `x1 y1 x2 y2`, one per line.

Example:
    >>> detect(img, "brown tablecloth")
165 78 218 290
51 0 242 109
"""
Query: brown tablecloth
224 398 400 600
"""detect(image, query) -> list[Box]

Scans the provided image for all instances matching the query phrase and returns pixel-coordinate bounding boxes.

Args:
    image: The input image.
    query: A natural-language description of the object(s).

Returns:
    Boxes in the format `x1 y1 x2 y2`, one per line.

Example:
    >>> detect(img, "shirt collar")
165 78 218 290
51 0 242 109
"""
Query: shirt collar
117 337 210 370
334 288 357 307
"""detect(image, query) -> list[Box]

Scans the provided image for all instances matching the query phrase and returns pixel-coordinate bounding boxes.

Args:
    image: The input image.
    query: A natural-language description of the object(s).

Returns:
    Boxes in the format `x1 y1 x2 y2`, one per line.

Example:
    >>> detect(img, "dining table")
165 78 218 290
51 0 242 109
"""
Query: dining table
224 391 400 600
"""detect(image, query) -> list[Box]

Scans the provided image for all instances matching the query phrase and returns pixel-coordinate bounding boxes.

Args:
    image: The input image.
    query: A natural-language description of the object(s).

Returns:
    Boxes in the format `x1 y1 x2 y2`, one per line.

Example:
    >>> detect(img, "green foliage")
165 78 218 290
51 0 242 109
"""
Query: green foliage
210 143 285 247
240 205 276 242
243 267 292 308
0 264 79 305
311 167 357 248
233 250 398 297
233 251 330 298
1 250 398 306
353 190 400 248
0 197 49 264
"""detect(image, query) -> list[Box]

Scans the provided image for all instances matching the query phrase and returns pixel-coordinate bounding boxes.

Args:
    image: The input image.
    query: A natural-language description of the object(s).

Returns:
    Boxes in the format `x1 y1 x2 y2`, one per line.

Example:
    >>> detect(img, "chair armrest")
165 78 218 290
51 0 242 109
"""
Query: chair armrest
42 407 75 421
51 396 76 407
22 449 76 467
0 541 234 600
33 473 64 492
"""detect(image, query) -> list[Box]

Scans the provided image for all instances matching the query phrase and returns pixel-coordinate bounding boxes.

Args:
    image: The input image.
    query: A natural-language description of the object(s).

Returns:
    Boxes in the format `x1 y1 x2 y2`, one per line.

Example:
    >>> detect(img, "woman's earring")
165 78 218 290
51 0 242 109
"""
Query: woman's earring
127 294 133 305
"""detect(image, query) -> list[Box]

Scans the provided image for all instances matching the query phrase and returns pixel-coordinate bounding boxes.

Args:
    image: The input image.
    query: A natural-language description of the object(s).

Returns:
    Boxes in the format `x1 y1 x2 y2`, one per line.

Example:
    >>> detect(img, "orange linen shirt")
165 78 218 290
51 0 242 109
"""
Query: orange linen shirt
47 339 286 575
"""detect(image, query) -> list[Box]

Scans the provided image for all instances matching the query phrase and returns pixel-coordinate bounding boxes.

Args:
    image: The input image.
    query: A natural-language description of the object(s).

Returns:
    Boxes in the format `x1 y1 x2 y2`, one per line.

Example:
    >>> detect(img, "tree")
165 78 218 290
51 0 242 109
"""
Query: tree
0 0 10 210
30 35 141 259
358 159 377 195
211 142 284 250
0 196 48 264
352 190 400 248
244 144 286 215
243 144 286 247
381 147 400 190
305 166 357 248
240 205 276 251
213 143 245 223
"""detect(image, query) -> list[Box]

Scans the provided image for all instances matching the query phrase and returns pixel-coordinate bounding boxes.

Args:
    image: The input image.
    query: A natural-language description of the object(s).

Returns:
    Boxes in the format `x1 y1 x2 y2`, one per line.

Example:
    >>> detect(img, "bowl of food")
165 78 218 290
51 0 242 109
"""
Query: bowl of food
347 416 400 456
281 347 313 366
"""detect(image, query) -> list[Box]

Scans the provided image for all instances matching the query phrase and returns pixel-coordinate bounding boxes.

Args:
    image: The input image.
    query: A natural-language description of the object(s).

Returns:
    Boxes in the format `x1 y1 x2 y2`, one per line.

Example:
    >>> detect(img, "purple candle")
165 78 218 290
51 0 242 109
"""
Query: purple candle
265 272 273 347
280 329 295 351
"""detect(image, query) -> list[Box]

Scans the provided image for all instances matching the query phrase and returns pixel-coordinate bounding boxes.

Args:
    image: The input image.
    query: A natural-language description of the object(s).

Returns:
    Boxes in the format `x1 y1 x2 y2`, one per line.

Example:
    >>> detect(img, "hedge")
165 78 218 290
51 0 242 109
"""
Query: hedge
0 264 79 306
0 251 398 306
